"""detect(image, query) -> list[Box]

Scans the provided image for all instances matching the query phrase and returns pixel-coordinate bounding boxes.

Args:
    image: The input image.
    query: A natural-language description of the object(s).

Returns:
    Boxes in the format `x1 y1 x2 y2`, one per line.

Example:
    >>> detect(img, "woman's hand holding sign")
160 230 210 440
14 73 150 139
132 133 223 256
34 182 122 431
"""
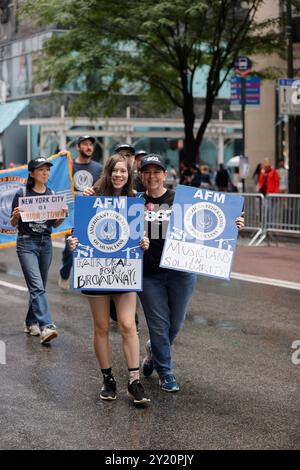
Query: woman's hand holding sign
140 235 150 251
53 206 69 228
10 206 23 227
235 213 245 231
83 187 95 196
67 235 78 251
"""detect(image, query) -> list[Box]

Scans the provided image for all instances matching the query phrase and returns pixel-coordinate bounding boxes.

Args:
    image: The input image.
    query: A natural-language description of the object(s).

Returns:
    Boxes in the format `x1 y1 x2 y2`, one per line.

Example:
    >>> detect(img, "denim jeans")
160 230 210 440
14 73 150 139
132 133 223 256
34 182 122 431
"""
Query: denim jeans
138 270 196 377
59 235 73 280
17 235 54 328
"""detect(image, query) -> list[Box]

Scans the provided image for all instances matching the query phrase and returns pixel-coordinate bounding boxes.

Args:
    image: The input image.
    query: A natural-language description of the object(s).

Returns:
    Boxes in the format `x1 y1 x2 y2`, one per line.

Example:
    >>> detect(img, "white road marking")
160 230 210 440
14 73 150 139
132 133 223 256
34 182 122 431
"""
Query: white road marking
0 280 27 292
231 272 300 291
0 272 299 293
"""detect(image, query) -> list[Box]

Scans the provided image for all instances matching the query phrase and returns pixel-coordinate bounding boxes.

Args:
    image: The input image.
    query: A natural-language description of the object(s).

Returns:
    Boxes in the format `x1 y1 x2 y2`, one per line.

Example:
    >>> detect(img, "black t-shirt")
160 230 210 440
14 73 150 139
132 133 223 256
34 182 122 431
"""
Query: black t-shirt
72 160 102 194
11 187 56 237
142 189 175 275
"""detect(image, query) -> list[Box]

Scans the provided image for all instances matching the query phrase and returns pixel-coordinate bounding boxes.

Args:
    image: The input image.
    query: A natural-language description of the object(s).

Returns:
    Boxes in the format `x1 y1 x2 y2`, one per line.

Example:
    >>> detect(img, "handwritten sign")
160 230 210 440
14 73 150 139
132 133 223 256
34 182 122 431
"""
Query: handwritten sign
160 185 244 280
19 194 66 222
73 196 144 291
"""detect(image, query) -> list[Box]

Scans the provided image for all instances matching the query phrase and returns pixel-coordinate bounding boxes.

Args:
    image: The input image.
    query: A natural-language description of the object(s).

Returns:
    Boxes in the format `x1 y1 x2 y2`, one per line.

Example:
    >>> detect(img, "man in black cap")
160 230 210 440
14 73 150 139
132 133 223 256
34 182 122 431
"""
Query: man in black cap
135 149 147 159
114 143 135 167
134 150 148 192
58 135 102 289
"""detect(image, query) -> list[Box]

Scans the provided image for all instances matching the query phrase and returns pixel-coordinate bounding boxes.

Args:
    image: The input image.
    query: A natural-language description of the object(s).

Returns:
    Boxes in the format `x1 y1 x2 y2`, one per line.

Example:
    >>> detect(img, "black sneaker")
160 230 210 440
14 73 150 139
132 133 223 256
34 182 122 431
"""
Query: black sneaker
127 380 151 406
100 375 117 401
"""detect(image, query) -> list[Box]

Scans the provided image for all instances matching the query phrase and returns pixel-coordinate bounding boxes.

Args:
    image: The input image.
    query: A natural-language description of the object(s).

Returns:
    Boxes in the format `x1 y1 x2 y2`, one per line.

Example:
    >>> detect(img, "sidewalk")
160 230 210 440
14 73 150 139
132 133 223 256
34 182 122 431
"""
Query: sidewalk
233 244 300 283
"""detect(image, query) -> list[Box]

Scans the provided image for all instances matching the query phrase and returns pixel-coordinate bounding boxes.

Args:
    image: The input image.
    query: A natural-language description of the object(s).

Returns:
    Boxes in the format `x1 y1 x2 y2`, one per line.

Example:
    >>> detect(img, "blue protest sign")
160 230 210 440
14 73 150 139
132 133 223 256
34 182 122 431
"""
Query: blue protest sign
160 185 244 280
73 196 144 291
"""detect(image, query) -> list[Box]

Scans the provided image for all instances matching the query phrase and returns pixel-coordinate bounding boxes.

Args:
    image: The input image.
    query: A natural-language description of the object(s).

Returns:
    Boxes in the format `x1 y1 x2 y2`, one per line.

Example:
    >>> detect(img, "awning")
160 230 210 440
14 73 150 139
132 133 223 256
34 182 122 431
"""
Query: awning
0 99 29 134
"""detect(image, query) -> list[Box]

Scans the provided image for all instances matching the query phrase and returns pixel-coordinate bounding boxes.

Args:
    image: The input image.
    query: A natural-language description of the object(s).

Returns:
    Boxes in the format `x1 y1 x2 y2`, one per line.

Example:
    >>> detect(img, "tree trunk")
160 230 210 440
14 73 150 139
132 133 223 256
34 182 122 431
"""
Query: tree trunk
182 100 197 165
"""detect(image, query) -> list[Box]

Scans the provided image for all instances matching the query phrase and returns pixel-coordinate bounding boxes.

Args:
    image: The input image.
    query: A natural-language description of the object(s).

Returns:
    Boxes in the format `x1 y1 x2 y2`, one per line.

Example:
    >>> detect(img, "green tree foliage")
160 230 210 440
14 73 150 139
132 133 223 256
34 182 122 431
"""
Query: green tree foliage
20 0 283 162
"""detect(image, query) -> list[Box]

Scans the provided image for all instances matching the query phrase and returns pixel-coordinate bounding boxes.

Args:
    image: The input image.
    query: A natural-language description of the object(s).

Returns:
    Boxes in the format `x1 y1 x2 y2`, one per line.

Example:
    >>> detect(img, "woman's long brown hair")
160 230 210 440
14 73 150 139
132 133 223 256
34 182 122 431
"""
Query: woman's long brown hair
93 154 134 197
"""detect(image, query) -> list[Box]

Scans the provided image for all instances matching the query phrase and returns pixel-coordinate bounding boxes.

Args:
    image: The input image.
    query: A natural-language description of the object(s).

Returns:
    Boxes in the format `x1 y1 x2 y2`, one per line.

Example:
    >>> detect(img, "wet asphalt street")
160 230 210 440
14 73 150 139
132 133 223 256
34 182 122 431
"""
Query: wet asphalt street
0 241 299 450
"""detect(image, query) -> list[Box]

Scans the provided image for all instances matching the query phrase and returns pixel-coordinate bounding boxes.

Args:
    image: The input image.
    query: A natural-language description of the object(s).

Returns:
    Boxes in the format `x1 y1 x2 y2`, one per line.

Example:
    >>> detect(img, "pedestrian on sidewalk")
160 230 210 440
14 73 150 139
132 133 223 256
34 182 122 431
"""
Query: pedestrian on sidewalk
10 157 68 344
252 163 262 192
68 154 150 407
58 136 102 290
215 164 230 192
138 154 245 393
258 159 279 195
277 159 288 193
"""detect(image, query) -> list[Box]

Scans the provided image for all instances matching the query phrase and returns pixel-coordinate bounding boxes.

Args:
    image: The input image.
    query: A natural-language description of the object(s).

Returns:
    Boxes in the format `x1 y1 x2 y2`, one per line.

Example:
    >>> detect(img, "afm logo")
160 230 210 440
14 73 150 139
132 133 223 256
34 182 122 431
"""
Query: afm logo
0 340 6 365
291 340 300 365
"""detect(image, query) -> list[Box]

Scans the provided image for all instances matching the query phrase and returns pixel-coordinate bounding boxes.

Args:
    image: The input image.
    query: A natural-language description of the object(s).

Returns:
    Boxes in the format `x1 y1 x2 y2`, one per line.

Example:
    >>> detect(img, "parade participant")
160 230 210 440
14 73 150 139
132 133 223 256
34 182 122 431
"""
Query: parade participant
134 150 147 192
58 136 102 290
68 154 150 406
10 157 68 344
138 154 245 392
111 143 142 325
114 143 135 168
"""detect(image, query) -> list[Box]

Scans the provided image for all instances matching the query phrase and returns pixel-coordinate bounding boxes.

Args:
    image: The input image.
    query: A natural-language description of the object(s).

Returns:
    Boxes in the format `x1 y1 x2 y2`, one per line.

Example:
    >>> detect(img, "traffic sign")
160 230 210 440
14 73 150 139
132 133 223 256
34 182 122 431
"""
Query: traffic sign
279 78 300 115
230 76 260 108
234 56 252 77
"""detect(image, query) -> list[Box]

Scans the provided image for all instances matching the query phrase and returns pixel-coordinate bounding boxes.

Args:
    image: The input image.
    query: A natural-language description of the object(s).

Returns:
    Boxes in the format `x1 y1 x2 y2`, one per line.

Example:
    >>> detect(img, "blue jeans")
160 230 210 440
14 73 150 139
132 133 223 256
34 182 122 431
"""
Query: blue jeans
138 270 196 377
59 235 73 280
17 235 54 328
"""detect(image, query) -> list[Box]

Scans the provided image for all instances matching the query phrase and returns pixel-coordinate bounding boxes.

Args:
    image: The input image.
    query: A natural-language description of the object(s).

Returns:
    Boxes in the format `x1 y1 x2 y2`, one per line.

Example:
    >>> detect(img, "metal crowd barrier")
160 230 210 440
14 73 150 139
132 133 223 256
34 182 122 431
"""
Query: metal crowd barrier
238 193 300 246
232 193 265 245
255 193 300 246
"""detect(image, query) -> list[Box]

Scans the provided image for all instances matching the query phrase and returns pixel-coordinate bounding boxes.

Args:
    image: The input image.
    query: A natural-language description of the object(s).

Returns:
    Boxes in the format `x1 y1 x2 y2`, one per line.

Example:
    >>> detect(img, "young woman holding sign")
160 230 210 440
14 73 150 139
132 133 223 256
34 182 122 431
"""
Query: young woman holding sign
10 157 68 344
68 154 151 406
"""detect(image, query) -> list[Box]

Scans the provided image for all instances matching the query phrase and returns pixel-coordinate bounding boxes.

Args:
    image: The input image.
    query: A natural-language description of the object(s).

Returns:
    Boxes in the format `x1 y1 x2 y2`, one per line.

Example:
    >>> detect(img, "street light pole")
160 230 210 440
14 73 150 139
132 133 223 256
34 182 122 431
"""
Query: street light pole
286 0 297 193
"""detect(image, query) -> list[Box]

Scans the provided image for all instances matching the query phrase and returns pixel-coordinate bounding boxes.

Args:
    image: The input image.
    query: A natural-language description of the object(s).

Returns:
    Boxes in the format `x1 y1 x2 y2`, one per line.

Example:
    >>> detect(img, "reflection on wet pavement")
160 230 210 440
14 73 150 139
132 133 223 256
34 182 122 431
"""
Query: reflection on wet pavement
192 315 239 331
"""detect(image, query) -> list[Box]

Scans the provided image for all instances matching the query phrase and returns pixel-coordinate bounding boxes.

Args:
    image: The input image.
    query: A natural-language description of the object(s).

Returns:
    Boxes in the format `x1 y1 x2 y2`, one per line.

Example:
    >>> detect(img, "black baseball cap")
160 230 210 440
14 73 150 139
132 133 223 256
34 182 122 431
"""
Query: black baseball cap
140 154 166 171
135 150 148 158
114 143 135 155
77 135 96 145
28 157 53 171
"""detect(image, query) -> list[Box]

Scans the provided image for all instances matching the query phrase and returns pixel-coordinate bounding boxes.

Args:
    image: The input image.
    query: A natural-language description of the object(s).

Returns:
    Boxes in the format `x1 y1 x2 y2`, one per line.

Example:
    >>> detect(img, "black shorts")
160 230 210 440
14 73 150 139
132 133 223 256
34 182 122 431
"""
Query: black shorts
81 290 135 296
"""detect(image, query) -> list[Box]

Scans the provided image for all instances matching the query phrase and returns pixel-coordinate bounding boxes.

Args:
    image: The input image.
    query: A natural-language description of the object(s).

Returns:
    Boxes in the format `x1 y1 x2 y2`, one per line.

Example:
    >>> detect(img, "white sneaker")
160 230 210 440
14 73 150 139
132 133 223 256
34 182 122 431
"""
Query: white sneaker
24 324 41 336
40 326 58 344
58 275 70 290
